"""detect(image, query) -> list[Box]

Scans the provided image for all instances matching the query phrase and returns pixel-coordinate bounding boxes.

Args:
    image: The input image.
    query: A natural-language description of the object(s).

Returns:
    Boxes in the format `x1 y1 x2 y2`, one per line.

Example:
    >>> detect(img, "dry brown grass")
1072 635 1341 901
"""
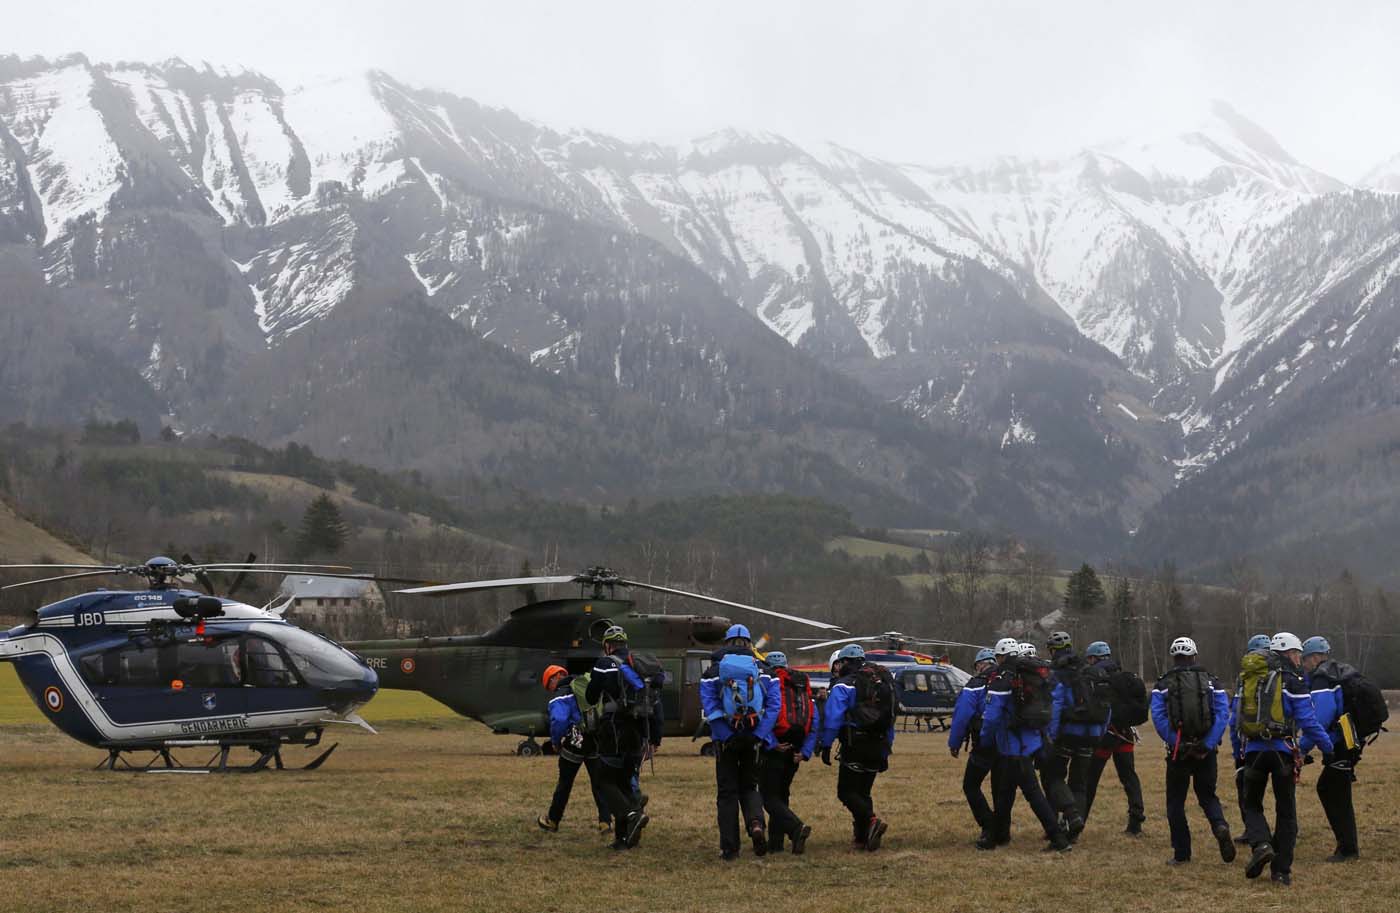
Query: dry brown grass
0 499 97 564
1 691 1396 913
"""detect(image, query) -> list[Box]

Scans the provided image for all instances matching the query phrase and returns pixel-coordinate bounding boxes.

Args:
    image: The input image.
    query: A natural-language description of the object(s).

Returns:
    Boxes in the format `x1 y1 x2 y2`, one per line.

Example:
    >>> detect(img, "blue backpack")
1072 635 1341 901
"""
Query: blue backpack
718 652 765 730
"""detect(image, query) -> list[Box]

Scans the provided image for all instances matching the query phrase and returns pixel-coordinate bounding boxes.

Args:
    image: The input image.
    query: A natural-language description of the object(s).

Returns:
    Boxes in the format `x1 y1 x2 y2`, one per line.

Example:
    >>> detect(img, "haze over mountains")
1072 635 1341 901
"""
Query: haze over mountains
3 54 1400 581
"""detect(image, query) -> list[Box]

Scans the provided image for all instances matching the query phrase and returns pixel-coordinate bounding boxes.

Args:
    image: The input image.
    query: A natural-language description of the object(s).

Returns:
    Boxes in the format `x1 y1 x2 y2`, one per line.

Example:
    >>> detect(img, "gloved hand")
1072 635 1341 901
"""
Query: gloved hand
950 746 960 759
800 751 811 763
821 745 832 766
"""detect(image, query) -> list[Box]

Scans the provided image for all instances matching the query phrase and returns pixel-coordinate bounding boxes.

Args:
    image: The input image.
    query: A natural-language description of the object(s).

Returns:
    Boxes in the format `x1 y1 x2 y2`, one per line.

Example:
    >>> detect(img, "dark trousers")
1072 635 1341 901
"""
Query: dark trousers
1241 750 1298 875
1164 751 1227 860
714 736 765 854
1317 762 1359 855
596 754 642 830
962 748 997 832
1041 737 1094 821
837 763 878 842
993 755 1060 841
1084 740 1145 824
759 747 804 847
547 754 609 824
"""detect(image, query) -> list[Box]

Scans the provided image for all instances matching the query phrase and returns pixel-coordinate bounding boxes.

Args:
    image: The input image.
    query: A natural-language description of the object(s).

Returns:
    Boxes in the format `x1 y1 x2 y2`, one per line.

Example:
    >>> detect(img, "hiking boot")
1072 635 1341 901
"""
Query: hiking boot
791 824 812 856
536 815 559 832
1270 871 1292 886
1244 843 1274 879
1326 851 1360 863
1234 834 1251 845
1066 816 1085 842
865 817 888 852
1166 857 1190 866
610 838 628 851
623 811 648 848
1044 831 1072 853
749 822 768 857
1214 823 1236 863
719 850 739 861
637 793 649 810
1125 816 1144 836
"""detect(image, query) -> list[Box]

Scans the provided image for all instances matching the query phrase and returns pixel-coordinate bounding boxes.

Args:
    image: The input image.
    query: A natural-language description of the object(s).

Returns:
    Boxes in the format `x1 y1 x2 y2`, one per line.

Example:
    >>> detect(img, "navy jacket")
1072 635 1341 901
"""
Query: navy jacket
817 666 896 753
586 649 663 748
1300 662 1346 755
979 665 1045 758
948 671 990 752
1149 664 1230 751
1049 651 1109 741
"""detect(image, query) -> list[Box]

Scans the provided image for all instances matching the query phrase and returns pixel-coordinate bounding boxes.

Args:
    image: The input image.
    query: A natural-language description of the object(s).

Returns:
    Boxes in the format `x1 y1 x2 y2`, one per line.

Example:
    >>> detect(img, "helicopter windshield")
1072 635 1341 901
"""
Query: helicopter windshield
250 623 366 688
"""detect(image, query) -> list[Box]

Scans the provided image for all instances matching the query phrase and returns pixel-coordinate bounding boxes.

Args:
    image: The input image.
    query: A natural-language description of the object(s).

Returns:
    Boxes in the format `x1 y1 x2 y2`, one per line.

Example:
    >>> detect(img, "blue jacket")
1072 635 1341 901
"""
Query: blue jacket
700 645 771 743
1229 662 1334 758
1149 665 1231 751
948 673 990 752
1300 663 1346 755
1049 654 1109 742
547 679 583 747
978 671 1044 757
817 672 896 753
760 672 819 758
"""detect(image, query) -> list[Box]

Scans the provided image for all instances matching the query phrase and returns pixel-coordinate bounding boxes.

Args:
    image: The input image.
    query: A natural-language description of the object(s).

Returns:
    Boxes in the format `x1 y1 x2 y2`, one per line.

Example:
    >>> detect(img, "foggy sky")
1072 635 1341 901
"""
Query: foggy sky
10 0 1400 180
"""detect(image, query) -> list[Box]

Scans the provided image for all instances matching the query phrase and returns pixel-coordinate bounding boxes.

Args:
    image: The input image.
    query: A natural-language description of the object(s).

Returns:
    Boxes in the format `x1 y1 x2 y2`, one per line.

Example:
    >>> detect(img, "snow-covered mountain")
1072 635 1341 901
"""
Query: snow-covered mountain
5 54 1400 574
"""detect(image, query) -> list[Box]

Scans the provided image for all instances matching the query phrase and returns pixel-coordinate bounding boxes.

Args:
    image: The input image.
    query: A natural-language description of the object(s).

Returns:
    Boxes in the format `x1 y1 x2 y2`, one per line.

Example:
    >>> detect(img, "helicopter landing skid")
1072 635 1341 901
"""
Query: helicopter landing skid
96 727 339 773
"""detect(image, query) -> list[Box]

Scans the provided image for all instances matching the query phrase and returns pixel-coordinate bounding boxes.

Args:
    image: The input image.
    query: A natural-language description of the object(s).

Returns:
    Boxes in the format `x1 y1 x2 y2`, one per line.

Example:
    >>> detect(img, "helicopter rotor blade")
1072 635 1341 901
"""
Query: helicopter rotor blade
225 553 258 599
0 564 121 571
617 579 845 632
793 635 880 652
209 569 435 586
193 563 354 572
0 569 133 591
180 553 218 597
904 638 993 651
396 576 578 596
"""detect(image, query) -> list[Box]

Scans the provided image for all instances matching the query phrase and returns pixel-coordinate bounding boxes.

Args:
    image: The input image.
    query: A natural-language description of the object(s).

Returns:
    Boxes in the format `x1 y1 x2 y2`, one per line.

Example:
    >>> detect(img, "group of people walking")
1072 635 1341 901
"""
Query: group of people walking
531 622 1384 884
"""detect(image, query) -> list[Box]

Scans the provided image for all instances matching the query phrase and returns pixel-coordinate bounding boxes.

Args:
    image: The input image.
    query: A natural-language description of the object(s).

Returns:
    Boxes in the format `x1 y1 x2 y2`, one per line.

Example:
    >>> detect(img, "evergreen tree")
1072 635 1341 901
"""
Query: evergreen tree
296 494 350 557
1063 563 1107 617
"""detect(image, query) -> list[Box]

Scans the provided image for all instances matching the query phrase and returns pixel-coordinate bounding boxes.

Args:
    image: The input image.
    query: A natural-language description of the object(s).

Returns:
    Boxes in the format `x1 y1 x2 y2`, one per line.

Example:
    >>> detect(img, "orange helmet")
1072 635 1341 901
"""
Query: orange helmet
541 664 568 689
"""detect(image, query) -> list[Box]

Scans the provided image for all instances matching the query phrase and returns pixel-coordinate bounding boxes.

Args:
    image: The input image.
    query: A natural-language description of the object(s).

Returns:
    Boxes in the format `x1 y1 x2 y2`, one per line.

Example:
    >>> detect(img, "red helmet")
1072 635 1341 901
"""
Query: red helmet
541 664 568 689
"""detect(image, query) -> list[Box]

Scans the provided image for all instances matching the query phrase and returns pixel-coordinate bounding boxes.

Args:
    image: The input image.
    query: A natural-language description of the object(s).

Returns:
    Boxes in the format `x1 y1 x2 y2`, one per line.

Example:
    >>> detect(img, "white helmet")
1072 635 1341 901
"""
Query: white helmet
994 637 1019 657
1271 632 1303 653
1017 642 1036 656
1169 636 1197 657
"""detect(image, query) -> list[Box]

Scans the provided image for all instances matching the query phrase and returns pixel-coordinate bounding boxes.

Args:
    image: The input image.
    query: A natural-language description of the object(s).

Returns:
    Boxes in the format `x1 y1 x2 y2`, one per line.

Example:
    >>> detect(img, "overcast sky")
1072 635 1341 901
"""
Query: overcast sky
11 0 1400 180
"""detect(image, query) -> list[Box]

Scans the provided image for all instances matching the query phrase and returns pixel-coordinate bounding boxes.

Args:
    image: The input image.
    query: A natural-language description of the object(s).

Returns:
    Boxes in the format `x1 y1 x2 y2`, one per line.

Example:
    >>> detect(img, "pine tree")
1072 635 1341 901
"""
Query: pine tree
1063 563 1107 617
296 494 350 558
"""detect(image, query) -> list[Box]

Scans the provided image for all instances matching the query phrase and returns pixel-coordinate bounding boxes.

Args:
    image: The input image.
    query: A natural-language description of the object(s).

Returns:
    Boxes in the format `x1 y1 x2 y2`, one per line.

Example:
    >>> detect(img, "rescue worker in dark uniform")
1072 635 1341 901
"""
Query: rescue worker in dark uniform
1230 632 1333 885
817 644 894 851
757 651 818 854
1042 631 1105 841
1082 641 1146 835
980 638 1071 852
537 664 611 834
700 624 770 860
1149 637 1235 866
948 647 998 843
1232 633 1271 845
1299 636 1360 862
586 625 662 850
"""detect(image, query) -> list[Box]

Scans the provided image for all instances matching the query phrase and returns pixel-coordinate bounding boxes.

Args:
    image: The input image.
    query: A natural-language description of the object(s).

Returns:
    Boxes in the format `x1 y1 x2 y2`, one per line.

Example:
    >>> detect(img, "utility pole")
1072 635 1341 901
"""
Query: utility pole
1126 614 1159 681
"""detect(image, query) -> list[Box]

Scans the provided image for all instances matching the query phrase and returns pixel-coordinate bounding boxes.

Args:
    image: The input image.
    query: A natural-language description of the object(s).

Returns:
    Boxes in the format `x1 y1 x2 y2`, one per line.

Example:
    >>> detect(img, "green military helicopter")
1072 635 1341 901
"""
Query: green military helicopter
346 567 844 755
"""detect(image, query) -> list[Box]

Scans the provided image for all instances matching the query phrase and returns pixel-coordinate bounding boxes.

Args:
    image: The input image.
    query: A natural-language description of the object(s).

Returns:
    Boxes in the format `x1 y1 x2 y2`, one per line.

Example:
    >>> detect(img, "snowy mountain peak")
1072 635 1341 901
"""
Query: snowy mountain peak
1358 152 1400 192
683 128 801 169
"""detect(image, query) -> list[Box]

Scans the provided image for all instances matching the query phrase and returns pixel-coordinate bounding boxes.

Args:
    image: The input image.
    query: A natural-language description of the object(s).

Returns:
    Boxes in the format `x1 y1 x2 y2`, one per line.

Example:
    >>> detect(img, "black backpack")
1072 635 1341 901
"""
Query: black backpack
847 663 896 731
1107 668 1150 727
620 652 665 719
1323 661 1389 741
1067 662 1114 725
1163 667 1214 741
1008 657 1054 729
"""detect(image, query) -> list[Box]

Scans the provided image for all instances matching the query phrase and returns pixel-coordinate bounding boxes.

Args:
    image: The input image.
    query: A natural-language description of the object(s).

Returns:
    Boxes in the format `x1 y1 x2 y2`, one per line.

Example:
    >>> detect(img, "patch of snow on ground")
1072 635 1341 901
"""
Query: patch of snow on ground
1116 402 1140 421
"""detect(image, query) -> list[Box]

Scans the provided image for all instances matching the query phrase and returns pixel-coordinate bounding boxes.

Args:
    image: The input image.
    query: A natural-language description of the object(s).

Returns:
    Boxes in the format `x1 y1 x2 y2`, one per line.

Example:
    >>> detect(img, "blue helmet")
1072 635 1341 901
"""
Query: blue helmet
1085 641 1111 658
974 647 996 664
725 624 752 642
1302 636 1331 658
1246 634 1270 652
836 643 866 661
765 651 788 668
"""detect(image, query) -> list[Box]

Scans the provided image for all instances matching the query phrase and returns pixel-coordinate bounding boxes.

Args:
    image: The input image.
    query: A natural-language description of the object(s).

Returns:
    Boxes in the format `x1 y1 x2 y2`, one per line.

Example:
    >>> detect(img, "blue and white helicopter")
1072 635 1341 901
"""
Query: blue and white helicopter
0 556 393 772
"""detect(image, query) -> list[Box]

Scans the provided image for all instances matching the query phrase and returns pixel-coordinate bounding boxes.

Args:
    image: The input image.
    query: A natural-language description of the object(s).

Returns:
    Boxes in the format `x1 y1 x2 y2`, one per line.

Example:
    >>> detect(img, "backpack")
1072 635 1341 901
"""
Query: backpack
1008 656 1054 729
1322 661 1389 742
1238 651 1290 740
846 663 896 732
772 667 814 742
1067 662 1114 725
1162 667 1214 741
1107 668 1150 727
570 673 604 733
620 652 665 720
717 652 764 730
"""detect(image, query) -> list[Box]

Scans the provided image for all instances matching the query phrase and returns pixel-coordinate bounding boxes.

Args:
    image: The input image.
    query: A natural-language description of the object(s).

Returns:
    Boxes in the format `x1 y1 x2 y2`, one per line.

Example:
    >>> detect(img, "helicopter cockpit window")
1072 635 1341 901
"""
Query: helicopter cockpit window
250 623 365 688
907 672 931 692
243 636 297 687
174 640 242 688
79 643 164 687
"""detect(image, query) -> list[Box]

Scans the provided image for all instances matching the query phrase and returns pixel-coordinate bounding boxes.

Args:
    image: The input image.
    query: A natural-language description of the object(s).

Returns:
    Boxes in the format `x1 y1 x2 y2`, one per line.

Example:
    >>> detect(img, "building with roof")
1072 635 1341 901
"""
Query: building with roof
276 575 388 639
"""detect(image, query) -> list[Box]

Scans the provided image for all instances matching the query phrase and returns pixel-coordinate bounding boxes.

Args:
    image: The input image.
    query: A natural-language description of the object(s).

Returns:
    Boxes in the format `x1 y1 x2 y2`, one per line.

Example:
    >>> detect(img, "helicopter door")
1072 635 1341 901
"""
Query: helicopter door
87 639 248 733
679 651 708 733
239 635 309 722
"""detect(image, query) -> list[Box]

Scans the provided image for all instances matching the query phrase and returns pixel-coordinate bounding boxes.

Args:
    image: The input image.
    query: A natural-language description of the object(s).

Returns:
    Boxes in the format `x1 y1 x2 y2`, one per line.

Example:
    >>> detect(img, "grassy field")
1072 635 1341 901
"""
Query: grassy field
1 665 1395 913
0 499 97 564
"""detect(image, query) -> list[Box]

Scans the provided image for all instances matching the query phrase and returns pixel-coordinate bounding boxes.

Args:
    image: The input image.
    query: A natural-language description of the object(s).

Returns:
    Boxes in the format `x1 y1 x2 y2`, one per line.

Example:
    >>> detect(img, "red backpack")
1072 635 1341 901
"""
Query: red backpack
772 667 814 741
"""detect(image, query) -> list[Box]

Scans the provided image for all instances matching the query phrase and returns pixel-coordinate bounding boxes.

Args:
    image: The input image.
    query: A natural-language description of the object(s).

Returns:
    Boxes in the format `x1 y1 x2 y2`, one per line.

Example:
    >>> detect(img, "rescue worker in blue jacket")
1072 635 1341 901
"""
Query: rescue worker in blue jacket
537 664 611 834
948 646 998 842
980 638 1071 852
1042 631 1106 840
1081 641 1146 835
1299 636 1360 862
700 624 771 860
1230 632 1334 885
586 625 661 850
757 651 818 853
817 644 894 851
1149 637 1235 866
1231 633 1273 845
